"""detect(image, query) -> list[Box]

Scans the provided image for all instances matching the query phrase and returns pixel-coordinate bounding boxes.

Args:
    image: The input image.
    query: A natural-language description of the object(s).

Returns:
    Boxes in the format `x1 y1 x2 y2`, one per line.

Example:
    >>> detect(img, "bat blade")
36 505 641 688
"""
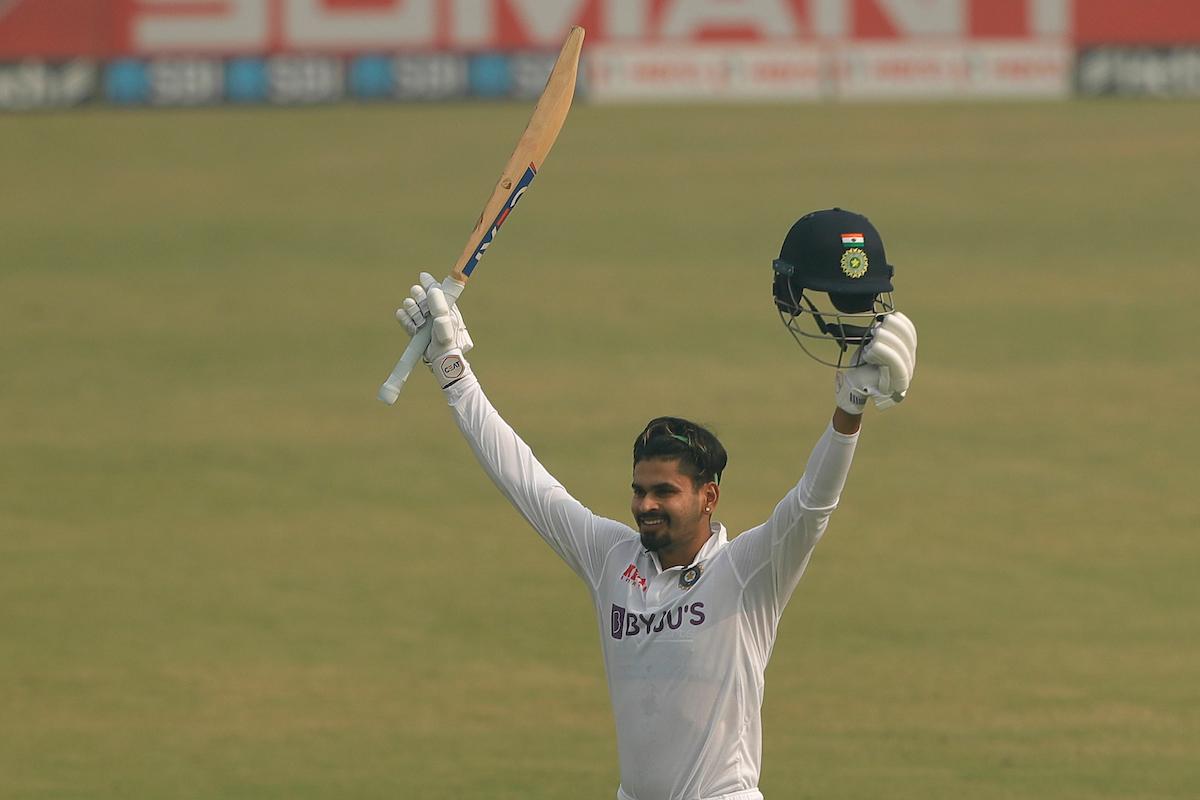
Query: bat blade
378 26 585 405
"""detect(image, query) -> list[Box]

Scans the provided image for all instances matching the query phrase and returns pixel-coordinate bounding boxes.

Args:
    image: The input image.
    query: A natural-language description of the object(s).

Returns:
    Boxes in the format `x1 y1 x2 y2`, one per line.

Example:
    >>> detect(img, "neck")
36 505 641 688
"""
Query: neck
656 525 712 570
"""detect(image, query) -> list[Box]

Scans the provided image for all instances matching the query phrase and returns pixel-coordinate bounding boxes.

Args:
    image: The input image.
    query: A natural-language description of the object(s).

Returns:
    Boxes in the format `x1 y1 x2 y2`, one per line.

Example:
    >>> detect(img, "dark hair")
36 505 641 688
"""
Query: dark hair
633 416 728 488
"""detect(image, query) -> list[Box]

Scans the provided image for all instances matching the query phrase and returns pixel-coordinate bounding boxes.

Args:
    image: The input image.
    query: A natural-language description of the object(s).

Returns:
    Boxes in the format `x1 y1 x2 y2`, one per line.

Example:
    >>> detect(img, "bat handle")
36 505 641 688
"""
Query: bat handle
377 276 466 405
377 329 431 405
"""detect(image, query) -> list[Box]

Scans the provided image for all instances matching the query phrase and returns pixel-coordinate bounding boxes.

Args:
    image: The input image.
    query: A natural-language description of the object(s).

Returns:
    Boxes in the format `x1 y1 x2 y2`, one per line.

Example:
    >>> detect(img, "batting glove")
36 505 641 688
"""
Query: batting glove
834 311 918 414
396 272 474 389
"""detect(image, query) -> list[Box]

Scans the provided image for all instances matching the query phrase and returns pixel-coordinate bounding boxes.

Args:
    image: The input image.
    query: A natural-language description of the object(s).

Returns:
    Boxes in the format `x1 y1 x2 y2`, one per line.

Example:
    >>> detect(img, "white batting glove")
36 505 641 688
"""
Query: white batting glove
395 272 473 388
834 312 918 414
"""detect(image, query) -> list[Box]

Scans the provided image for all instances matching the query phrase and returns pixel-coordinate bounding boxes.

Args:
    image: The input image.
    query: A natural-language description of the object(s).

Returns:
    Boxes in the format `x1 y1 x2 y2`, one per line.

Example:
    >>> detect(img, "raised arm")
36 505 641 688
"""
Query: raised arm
726 419 859 613
395 273 633 589
729 312 918 609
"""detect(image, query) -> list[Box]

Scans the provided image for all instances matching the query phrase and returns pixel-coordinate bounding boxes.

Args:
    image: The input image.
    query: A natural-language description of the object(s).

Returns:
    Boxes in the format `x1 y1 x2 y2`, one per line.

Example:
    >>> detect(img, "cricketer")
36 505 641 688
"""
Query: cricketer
397 208 919 800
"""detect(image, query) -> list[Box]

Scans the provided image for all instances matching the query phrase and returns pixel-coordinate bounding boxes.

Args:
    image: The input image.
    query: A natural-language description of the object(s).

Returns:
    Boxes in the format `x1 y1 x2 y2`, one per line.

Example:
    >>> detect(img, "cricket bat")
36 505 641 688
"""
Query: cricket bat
378 26 585 405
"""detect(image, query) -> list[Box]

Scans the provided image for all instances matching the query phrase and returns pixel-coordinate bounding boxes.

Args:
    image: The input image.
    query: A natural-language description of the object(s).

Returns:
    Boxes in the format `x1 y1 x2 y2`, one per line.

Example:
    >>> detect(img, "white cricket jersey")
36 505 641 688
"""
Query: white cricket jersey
444 374 858 800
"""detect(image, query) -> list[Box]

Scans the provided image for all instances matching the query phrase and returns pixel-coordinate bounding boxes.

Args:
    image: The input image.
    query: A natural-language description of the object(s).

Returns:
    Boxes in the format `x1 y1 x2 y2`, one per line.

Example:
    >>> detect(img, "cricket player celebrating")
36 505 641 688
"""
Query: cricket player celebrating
397 208 918 800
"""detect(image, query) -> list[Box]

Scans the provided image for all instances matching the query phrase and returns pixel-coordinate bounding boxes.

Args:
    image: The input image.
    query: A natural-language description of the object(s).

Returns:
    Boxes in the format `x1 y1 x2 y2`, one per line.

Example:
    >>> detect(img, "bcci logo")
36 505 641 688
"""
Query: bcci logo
840 248 869 279
679 564 703 589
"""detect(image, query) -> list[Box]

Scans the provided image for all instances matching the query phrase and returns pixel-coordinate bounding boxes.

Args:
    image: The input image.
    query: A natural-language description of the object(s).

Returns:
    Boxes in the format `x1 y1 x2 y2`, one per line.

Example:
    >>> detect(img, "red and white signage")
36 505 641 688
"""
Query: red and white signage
834 40 1071 100
2 0 1198 103
587 40 1071 101
1 0 1081 57
589 44 825 101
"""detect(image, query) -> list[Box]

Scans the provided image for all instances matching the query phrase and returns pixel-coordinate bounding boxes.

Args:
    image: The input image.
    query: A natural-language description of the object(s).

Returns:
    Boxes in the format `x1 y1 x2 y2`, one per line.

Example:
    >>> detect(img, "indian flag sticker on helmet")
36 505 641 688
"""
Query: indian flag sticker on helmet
840 248 869 279
841 232 865 248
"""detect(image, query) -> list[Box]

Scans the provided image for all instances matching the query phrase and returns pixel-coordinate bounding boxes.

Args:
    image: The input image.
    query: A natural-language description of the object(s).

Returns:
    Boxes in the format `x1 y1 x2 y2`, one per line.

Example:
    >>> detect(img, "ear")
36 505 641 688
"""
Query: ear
703 482 719 512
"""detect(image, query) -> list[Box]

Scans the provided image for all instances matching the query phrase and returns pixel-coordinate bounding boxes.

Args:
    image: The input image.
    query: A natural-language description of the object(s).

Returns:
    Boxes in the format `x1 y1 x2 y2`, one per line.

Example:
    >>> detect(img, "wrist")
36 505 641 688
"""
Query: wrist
832 407 862 434
834 369 870 415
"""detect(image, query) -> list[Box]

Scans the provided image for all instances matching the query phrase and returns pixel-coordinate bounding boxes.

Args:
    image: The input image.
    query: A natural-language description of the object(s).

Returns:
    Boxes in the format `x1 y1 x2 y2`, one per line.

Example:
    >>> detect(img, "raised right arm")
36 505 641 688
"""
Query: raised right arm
441 373 633 589
395 273 632 587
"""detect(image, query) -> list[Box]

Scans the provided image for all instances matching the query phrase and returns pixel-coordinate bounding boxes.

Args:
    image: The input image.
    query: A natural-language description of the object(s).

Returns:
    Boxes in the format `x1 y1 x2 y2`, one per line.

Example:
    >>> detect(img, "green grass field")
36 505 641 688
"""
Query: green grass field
2 100 1198 799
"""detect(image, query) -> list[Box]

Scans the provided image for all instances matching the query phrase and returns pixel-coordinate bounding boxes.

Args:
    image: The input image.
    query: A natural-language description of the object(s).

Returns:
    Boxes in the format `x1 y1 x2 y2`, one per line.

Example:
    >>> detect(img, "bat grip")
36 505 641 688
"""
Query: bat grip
377 276 465 405
377 329 431 405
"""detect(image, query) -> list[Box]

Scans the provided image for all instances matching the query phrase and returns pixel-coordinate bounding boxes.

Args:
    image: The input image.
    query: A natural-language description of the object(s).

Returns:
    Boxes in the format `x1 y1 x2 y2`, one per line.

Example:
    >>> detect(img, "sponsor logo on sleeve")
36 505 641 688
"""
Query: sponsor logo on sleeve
438 354 464 381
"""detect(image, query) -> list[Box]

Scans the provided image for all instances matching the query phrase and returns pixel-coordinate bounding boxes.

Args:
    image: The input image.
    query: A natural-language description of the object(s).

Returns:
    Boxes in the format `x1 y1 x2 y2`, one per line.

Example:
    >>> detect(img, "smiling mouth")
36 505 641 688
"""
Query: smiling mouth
638 515 668 529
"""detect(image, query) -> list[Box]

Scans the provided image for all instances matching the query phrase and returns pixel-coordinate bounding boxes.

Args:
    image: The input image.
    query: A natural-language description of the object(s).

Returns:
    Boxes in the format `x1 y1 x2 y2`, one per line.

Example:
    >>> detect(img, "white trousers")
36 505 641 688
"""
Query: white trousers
617 788 763 800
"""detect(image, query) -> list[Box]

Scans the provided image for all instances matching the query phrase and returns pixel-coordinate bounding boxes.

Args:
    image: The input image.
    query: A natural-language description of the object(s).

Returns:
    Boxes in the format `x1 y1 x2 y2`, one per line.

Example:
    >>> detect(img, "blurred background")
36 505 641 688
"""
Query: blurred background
3 2 1199 799
6 0 1200 107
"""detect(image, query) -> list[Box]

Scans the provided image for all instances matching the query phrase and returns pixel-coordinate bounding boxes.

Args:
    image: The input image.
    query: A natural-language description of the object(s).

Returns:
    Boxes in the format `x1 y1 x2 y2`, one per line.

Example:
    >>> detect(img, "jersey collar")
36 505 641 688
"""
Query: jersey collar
646 521 728 573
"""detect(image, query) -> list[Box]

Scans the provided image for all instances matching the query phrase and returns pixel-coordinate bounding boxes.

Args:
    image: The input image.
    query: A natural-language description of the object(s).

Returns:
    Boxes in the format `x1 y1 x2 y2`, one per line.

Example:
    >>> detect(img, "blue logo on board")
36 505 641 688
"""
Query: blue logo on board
105 60 148 104
468 54 511 97
226 58 268 103
350 55 393 99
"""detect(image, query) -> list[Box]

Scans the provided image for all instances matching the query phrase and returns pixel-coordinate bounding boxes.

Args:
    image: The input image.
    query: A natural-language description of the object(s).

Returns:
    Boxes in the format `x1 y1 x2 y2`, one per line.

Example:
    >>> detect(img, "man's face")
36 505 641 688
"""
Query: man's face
631 457 707 553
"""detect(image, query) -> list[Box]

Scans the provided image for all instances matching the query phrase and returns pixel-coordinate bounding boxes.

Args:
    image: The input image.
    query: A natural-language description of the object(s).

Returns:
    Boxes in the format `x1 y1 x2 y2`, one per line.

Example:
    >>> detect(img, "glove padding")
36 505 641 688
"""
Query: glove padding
395 272 473 388
834 311 918 414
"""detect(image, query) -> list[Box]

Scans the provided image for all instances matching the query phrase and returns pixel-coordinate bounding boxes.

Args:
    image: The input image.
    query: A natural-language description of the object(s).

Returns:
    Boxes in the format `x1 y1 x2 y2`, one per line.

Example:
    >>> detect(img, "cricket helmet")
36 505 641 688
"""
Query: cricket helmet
772 208 896 368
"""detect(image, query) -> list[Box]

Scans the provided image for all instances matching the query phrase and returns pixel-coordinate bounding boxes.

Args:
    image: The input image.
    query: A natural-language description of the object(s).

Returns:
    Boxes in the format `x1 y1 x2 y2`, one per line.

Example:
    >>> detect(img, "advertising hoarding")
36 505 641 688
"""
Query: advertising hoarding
3 0 1199 109
1 0 1074 57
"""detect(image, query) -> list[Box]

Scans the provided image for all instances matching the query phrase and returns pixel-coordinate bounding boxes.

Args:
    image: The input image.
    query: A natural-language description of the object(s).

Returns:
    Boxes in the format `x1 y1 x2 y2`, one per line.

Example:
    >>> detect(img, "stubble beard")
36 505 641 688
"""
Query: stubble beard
638 514 670 551
637 507 702 553
639 528 668 552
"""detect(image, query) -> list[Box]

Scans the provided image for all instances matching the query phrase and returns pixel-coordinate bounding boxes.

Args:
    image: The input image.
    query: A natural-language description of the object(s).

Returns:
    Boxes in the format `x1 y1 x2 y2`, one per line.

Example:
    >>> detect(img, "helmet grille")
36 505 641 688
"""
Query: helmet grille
777 282 895 368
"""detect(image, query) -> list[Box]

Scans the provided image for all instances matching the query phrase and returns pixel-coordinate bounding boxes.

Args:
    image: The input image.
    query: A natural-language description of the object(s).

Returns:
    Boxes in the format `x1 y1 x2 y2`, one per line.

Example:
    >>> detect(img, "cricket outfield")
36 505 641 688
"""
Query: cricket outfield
2 101 1197 799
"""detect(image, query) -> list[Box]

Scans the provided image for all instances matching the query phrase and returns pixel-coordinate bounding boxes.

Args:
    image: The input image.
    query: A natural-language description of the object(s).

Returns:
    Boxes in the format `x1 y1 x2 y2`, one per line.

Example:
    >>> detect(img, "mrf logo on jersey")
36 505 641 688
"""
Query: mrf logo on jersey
610 602 705 640
620 563 648 592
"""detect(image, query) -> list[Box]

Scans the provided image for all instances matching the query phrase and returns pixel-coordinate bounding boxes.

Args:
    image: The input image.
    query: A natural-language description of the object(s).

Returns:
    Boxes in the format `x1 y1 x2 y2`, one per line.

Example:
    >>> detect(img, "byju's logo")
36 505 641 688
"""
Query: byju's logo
611 604 626 639
610 602 705 640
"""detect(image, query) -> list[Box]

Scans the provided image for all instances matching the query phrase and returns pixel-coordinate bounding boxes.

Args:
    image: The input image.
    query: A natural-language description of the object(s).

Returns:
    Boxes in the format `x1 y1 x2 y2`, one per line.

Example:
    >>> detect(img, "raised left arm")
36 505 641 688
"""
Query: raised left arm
730 312 919 609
